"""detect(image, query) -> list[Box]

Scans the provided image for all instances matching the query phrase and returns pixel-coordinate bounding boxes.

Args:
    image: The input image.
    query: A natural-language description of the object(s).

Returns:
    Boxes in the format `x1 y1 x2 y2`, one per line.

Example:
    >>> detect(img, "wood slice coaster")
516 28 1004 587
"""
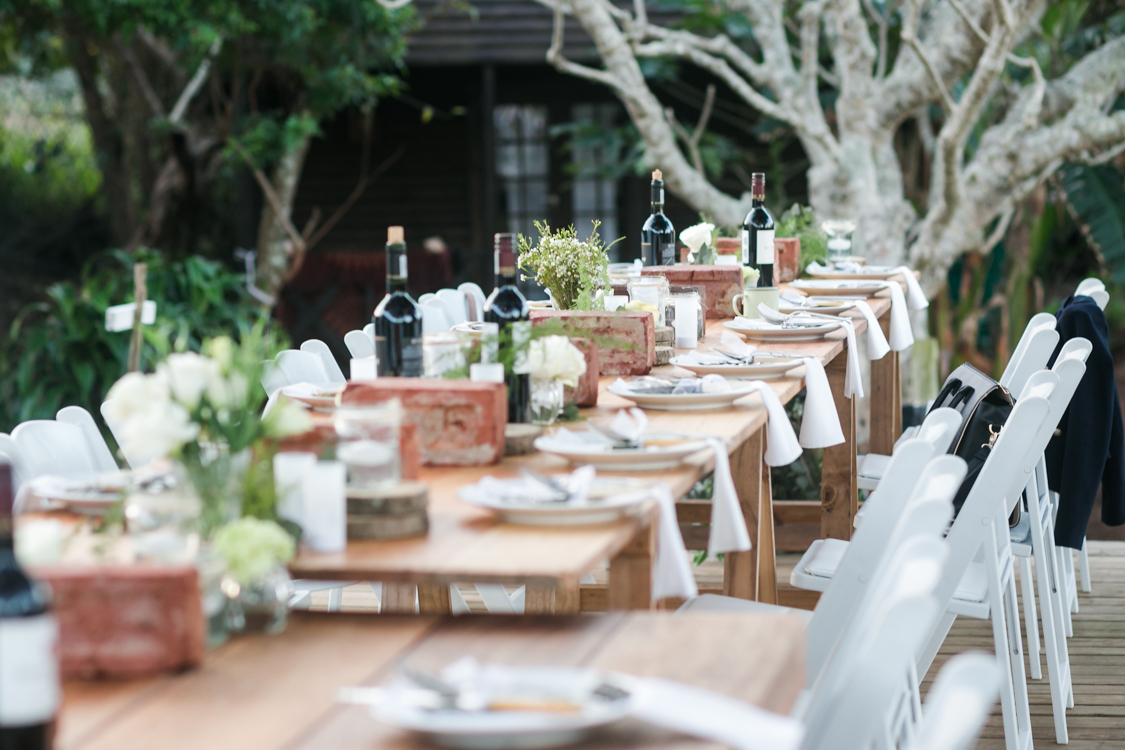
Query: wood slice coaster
347 481 428 516
347 509 429 540
654 325 675 347
655 345 675 366
505 423 544 456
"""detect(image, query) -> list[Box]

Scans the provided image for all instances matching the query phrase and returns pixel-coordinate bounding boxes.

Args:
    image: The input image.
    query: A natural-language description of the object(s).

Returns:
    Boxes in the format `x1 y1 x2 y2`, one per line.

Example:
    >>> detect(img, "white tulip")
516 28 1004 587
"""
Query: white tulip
159 352 221 410
678 223 715 253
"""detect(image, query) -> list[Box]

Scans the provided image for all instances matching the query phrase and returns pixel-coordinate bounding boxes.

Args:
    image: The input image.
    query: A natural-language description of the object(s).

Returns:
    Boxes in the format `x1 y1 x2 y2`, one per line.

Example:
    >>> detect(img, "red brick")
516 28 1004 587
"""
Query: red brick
774 237 801 283
565 337 600 407
530 310 654 376
34 564 204 680
641 265 743 319
276 420 421 480
342 379 506 465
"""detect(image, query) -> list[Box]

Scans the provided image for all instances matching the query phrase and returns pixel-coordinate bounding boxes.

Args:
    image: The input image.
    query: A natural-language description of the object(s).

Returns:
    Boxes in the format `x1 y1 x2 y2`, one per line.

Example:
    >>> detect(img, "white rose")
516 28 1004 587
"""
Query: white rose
117 400 200 466
104 371 171 425
206 370 249 410
529 335 587 388
679 223 715 253
159 352 221 410
262 397 313 438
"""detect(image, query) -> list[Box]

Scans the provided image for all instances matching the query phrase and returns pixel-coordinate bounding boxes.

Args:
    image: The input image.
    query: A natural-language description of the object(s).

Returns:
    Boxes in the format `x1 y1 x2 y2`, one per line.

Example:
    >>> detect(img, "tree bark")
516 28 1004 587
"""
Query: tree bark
255 135 313 300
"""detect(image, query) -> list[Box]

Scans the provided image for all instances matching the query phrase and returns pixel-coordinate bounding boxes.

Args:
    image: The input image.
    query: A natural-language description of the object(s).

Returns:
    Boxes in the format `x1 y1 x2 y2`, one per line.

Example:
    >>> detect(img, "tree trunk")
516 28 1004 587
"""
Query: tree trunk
254 135 312 300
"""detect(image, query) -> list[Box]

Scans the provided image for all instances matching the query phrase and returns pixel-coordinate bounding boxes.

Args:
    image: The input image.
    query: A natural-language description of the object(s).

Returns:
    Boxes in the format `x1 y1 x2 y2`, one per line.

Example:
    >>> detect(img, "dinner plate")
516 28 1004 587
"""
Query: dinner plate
534 431 709 471
777 297 856 315
670 355 804 379
722 319 839 342
458 477 655 525
23 475 126 513
806 265 899 280
365 667 635 749
281 384 343 409
790 279 889 296
606 380 758 410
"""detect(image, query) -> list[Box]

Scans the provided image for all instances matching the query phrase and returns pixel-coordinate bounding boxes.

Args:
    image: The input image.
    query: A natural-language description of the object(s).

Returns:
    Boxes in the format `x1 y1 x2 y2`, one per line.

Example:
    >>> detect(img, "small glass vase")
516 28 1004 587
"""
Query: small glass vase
178 443 250 539
530 378 565 426
197 544 234 648
225 565 291 635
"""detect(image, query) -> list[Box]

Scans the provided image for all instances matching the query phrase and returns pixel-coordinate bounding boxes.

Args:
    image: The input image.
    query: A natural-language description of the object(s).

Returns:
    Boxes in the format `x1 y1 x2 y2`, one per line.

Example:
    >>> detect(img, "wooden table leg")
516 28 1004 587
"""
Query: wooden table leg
608 519 656 610
724 428 777 603
870 312 902 456
525 582 581 614
381 582 418 613
822 352 857 540
417 584 452 614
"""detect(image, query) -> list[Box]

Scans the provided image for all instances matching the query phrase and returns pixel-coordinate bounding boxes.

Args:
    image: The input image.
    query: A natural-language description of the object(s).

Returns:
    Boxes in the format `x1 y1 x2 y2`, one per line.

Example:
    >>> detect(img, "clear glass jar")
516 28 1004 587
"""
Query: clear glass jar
530 378 565 426
666 287 704 348
423 331 468 378
627 276 669 327
333 400 403 490
225 565 291 636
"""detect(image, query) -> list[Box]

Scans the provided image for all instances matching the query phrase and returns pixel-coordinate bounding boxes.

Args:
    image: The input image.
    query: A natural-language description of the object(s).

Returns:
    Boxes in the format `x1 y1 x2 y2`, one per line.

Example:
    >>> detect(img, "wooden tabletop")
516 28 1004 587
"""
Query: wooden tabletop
59 610 806 750
289 297 892 595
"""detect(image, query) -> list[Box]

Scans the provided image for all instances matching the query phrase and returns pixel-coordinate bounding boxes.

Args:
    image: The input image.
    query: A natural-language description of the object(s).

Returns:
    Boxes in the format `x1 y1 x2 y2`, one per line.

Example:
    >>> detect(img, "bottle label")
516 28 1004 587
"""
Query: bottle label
401 338 424 377
0 614 59 725
374 336 388 376
740 229 750 265
640 241 652 265
388 254 408 280
511 321 531 374
756 229 775 265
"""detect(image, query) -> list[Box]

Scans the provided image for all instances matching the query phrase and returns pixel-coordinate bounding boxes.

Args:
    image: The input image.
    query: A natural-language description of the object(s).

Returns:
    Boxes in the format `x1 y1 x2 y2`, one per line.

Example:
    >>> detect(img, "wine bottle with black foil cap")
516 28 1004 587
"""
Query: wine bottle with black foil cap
641 169 675 266
373 226 424 377
740 173 775 287
484 233 531 423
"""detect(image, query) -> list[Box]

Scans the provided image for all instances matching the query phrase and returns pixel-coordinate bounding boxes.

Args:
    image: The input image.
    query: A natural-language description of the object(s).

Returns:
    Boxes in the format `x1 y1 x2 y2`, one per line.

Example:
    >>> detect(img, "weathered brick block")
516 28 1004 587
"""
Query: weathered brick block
34 564 204 680
565 337 600 407
277 419 421 480
641 265 743 319
530 310 654 376
342 379 506 465
774 237 800 283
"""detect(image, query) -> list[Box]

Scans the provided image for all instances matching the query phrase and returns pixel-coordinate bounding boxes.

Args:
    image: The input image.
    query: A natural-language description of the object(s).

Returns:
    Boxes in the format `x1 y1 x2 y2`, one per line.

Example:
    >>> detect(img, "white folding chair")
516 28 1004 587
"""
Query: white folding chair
299 339 347 385
907 653 1000 750
436 288 470 326
11 420 103 481
1074 277 1105 297
274 349 333 386
344 329 375 360
260 359 289 397
55 406 118 473
0 434 27 491
458 282 488 321
420 299 452 333
418 292 438 305
918 378 1059 750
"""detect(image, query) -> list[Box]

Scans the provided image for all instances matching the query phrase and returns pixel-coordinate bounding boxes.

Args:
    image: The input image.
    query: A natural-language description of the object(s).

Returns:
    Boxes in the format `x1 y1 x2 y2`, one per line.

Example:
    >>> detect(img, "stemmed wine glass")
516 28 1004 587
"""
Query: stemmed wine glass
822 219 857 263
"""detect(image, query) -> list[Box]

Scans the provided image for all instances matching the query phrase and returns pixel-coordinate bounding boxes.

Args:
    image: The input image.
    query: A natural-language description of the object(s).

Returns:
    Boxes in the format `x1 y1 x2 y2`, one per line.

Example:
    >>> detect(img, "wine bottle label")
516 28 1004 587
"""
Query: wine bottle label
740 229 750 265
401 338 424 377
756 229 775 265
640 241 651 265
374 336 388 376
0 614 59 725
511 321 531 374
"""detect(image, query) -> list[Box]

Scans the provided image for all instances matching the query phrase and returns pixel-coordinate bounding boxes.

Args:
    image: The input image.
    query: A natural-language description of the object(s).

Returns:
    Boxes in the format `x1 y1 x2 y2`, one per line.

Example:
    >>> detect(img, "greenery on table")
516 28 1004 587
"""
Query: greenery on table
518 221 614 311
0 248 285 435
776 205 828 269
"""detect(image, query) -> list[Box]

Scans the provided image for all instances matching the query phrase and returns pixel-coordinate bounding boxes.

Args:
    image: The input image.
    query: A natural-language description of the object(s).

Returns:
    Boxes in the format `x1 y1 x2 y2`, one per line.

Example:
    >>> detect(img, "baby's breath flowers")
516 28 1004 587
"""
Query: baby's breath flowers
518 221 613 311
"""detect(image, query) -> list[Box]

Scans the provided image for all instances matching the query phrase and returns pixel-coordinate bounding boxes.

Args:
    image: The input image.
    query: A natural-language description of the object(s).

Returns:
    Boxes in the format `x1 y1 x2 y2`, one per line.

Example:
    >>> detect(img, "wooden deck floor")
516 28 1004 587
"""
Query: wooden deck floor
311 541 1125 748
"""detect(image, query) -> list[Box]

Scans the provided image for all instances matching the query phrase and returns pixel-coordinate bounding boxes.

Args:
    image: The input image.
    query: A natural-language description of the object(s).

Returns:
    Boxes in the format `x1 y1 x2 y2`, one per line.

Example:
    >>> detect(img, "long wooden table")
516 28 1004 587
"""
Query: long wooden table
289 294 898 612
59 610 806 750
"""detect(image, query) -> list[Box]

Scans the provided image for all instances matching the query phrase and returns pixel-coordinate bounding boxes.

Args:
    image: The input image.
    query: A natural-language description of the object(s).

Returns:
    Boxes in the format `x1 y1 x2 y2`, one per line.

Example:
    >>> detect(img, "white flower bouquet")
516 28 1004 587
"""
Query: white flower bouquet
528 335 587 388
518 221 613 311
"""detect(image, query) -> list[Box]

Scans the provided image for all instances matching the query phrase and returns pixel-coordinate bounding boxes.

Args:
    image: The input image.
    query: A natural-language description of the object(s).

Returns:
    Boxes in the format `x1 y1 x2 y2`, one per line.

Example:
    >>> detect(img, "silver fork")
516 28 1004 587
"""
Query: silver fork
586 421 642 449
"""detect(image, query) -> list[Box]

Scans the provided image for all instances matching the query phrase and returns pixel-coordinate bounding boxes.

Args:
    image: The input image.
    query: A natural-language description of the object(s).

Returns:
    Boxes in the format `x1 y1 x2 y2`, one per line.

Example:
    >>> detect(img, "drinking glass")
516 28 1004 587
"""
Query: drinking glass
666 286 704 348
423 331 468 378
627 276 669 326
333 401 402 490
822 219 857 261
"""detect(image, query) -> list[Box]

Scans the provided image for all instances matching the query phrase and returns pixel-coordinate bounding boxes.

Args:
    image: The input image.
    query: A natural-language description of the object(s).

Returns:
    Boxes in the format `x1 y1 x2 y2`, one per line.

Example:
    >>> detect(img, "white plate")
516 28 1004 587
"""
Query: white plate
778 297 856 315
459 478 654 525
23 474 127 513
366 668 635 750
281 384 343 409
670 355 804 379
722 320 838 342
534 431 709 471
607 380 758 410
790 279 889 296
807 265 898 280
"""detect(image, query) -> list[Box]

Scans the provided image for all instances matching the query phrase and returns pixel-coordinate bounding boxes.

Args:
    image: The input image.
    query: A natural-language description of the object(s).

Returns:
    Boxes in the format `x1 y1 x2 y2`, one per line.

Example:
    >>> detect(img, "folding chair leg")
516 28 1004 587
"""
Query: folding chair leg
917 612 957 678
327 586 344 613
1079 538 1092 593
1033 527 1071 743
1000 575 1034 750
1018 556 1041 680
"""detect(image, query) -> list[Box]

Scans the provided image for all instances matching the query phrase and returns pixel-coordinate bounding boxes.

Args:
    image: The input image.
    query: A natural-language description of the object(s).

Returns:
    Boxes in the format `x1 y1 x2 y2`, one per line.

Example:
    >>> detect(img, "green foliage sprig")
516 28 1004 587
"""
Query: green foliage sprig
776 204 828 267
518 221 613 311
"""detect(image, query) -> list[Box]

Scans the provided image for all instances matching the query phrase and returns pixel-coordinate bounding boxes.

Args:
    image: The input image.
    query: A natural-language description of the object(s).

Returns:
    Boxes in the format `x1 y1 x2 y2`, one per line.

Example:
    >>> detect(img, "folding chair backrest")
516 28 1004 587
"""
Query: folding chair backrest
299 339 347 384
420 299 452 333
260 359 289 397
1086 289 1109 310
935 382 1055 612
275 349 331 386
999 318 1059 395
12 420 101 481
908 653 1000 750
1075 277 1105 296
0 434 27 490
363 322 375 339
912 407 962 454
56 406 117 472
436 288 470 326
344 329 375 360
803 535 949 750
458 282 487 321
807 439 934 677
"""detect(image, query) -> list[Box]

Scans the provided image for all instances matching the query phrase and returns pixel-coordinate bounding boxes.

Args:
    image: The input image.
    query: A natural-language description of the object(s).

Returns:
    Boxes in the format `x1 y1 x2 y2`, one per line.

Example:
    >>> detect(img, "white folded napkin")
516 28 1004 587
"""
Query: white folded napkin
651 484 699 601
739 385 802 466
631 677 803 750
891 266 929 309
794 356 845 448
477 466 595 505
720 332 843 449
263 381 320 416
879 281 915 351
851 300 890 360
611 407 648 441
788 314 861 399
705 437 752 554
